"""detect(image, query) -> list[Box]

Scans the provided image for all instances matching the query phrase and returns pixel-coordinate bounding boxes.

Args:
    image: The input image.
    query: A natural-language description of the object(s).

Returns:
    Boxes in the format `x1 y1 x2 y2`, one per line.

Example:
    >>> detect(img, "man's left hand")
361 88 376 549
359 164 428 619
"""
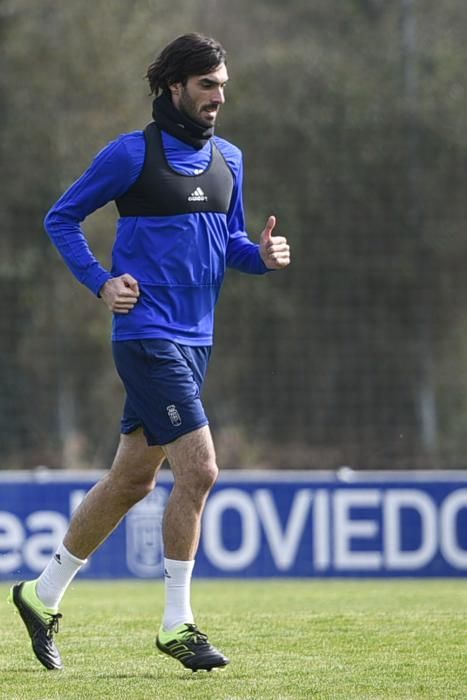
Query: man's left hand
259 216 291 270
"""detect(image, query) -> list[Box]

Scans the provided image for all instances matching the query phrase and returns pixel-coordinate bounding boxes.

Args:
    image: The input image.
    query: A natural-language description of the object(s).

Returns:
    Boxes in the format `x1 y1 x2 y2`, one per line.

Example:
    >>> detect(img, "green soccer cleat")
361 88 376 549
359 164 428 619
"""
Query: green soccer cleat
156 623 229 672
8 581 63 670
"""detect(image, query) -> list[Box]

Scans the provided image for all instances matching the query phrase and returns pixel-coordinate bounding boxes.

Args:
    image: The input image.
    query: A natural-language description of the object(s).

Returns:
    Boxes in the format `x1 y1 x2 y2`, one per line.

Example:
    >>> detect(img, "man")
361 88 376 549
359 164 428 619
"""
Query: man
9 33 290 672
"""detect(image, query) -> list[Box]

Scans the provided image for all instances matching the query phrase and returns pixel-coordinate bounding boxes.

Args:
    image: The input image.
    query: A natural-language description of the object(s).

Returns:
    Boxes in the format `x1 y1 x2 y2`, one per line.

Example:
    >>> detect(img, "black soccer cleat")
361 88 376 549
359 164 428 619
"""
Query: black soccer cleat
156 623 230 671
8 582 63 670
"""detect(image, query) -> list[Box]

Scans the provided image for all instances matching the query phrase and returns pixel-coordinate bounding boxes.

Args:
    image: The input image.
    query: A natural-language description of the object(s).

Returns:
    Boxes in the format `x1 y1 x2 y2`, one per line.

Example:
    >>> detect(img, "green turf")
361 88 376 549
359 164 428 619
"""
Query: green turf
0 579 465 699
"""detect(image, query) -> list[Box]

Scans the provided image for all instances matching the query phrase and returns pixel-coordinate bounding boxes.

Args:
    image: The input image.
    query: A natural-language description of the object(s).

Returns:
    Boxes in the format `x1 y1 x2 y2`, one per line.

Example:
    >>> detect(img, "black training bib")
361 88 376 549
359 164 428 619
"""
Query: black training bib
115 123 234 217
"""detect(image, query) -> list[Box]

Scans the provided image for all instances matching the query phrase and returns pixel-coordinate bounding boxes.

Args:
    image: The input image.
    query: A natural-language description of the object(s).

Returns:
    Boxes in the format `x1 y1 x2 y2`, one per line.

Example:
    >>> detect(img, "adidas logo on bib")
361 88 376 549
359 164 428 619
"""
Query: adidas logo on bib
188 187 208 202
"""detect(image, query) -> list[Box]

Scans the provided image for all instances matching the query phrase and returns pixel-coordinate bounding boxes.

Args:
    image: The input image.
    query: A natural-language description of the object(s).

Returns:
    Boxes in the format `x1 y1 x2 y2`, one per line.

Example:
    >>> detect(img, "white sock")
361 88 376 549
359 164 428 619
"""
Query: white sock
35 543 87 609
162 557 195 631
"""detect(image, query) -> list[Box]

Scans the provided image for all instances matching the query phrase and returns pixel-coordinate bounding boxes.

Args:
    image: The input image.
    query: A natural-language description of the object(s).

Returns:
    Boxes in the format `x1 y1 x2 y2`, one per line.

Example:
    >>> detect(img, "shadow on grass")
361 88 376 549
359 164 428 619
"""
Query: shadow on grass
1 667 51 674
94 669 224 681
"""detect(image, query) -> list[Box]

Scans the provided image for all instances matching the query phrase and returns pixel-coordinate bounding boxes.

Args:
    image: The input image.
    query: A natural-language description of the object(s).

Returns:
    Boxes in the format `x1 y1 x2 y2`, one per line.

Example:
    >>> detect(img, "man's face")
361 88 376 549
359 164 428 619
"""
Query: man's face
170 63 229 128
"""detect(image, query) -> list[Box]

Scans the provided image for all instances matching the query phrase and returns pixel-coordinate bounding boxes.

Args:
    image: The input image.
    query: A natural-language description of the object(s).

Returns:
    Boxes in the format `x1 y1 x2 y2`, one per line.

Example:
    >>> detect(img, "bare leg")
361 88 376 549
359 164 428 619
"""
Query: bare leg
11 430 165 670
162 425 218 561
64 429 165 559
156 426 229 667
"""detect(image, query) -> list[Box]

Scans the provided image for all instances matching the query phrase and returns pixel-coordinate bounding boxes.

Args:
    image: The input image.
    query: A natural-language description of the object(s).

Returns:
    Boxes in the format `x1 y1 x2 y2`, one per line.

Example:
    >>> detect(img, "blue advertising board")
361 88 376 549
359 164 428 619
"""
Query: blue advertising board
0 470 466 579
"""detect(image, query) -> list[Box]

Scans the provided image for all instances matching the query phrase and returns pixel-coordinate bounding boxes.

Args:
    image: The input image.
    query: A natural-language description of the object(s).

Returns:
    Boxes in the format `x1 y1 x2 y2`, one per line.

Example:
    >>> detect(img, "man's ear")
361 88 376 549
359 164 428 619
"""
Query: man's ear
169 82 182 98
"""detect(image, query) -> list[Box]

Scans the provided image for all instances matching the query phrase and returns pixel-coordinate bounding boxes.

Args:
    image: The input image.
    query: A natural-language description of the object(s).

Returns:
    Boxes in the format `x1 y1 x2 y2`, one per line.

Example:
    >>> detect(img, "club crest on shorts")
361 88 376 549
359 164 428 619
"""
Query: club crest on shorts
166 404 182 427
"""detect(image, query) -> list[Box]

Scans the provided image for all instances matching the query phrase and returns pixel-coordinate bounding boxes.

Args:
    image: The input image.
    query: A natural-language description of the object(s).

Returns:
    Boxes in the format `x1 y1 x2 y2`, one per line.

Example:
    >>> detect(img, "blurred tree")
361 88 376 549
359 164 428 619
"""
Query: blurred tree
1 0 467 469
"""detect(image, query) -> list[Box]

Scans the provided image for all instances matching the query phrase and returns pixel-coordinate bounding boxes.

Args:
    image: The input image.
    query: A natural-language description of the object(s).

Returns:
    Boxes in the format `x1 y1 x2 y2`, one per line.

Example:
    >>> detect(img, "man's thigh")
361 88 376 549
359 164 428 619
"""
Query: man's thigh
110 428 165 485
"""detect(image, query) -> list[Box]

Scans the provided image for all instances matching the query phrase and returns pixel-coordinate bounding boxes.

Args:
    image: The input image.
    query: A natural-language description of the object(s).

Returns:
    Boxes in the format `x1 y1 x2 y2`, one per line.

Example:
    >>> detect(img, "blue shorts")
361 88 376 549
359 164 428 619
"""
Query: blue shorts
112 339 211 446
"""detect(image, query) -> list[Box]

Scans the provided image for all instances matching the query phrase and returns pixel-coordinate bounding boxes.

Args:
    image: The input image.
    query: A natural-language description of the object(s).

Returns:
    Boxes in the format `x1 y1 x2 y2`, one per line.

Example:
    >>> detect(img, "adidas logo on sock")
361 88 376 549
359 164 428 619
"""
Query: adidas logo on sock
188 187 208 202
54 553 62 565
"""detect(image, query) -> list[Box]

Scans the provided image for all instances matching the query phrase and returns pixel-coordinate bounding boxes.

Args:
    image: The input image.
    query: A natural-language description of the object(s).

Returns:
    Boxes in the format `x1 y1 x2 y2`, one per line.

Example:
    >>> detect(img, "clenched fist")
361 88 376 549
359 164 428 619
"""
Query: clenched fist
100 274 140 314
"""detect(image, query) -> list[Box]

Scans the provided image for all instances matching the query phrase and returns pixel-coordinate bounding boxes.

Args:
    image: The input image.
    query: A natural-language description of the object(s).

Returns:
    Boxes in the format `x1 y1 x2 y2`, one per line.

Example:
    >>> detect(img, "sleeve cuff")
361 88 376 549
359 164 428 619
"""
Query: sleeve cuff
83 269 112 297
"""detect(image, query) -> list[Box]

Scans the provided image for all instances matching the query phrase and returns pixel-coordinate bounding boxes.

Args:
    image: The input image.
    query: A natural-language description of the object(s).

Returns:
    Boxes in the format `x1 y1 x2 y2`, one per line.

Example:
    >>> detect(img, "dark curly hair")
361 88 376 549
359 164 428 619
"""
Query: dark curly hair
146 33 227 96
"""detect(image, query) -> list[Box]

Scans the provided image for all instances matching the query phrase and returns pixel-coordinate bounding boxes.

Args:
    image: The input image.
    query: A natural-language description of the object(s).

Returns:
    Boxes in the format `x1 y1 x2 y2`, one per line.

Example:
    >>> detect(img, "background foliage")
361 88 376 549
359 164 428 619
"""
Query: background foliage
1 0 467 470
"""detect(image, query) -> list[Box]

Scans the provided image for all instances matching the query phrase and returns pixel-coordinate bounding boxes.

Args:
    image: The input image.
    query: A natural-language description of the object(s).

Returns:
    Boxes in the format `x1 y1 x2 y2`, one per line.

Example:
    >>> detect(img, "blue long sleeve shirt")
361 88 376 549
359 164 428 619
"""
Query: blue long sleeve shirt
44 130 268 345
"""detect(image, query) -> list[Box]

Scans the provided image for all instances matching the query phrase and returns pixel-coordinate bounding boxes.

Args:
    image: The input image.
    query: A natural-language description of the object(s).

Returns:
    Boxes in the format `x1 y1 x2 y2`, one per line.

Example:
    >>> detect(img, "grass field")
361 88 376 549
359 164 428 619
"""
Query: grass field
0 579 465 699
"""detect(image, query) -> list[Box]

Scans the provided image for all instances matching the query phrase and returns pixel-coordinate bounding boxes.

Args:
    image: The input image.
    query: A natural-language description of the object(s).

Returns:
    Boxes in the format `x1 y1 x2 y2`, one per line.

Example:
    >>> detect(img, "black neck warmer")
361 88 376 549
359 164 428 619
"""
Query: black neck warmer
152 91 214 150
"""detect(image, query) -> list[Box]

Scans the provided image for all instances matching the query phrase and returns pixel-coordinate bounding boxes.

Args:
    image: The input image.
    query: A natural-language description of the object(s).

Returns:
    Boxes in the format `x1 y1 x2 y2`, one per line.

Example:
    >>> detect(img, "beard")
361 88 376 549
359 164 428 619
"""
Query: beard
178 88 219 128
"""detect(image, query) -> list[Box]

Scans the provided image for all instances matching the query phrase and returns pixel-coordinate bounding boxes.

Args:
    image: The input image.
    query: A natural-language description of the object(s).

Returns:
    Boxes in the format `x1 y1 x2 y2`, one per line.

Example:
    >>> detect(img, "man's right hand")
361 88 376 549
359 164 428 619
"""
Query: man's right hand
100 274 140 314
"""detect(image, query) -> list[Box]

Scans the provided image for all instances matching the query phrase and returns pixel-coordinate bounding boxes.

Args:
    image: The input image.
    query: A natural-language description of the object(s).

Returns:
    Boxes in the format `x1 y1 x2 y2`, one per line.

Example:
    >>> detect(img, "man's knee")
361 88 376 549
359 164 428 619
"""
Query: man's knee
105 468 157 506
106 440 165 507
127 471 158 501
197 459 219 493
171 457 218 501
